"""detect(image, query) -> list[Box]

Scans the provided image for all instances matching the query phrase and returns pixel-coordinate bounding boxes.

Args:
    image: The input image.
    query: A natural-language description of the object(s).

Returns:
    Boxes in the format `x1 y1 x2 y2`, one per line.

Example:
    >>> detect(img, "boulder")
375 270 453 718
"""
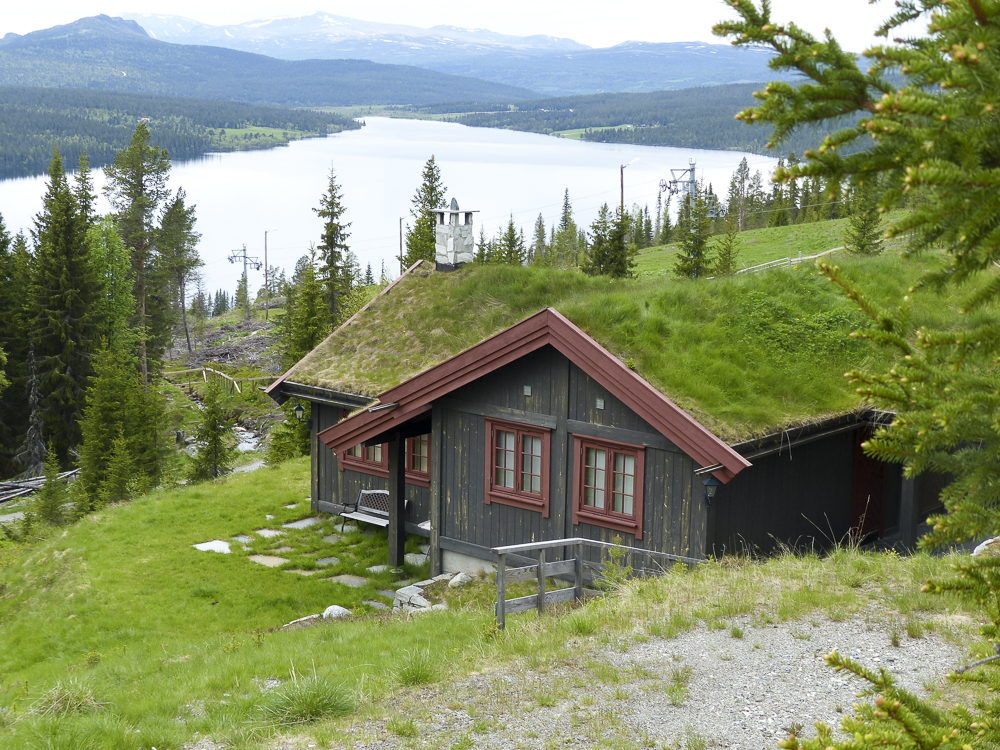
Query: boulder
449 572 473 588
972 536 1000 557
322 605 352 620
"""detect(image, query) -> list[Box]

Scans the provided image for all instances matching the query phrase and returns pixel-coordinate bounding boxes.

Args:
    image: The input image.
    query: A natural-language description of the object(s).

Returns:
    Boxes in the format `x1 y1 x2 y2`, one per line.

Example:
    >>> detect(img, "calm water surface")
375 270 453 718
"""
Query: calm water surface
0 117 777 292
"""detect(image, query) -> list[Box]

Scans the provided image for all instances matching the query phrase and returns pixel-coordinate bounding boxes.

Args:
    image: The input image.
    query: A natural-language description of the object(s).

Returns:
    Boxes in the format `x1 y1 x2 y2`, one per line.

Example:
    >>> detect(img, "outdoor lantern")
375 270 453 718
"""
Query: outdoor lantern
703 475 722 508
293 404 306 423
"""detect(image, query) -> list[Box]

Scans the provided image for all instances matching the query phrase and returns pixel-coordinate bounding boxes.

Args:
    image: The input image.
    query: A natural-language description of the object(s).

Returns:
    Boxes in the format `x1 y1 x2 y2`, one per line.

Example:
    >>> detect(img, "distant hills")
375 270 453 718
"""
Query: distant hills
0 15 536 106
124 12 587 61
121 13 790 96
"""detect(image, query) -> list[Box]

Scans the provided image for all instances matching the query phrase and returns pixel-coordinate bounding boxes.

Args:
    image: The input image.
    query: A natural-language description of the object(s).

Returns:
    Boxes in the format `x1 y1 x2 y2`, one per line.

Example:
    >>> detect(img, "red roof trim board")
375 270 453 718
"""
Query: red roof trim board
318 307 750 483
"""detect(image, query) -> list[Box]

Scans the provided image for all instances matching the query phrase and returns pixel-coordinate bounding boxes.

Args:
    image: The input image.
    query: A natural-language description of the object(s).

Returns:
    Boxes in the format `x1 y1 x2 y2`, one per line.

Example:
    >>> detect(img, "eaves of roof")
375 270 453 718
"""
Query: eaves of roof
317 307 751 484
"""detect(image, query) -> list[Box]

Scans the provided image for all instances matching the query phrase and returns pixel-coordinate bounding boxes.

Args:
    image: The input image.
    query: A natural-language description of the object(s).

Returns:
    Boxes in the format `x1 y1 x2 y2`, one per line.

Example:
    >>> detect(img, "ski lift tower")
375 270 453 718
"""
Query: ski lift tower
662 158 698 203
659 158 721 218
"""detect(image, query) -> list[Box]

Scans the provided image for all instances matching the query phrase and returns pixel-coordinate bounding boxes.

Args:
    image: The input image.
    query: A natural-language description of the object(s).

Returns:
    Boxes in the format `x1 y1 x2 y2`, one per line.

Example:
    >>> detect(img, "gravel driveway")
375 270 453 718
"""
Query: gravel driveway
303 613 968 750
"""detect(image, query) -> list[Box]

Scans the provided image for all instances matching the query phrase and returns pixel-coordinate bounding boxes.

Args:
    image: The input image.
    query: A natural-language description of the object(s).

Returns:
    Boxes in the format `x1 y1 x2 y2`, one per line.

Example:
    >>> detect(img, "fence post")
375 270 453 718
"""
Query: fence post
574 542 584 602
496 552 507 630
537 549 546 616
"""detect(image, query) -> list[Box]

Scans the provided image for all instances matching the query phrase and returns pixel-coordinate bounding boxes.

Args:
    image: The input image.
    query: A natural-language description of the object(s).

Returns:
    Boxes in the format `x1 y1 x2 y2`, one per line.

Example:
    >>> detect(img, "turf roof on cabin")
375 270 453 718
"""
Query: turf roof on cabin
284 256 968 442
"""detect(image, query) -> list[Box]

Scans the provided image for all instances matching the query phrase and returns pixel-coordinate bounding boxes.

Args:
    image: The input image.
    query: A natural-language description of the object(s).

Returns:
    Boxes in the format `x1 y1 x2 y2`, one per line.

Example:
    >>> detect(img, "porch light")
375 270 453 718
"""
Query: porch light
293 404 306 423
703 475 722 508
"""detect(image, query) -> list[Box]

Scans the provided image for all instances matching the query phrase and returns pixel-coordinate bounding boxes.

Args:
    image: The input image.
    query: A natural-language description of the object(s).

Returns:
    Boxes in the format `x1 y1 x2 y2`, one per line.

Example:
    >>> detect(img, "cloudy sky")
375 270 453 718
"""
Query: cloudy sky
4 0 897 52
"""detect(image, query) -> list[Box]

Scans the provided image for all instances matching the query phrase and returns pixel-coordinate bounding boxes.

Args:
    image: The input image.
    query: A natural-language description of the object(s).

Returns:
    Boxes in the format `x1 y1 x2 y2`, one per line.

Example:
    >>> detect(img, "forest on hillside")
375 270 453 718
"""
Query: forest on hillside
0 87 360 178
416 85 851 156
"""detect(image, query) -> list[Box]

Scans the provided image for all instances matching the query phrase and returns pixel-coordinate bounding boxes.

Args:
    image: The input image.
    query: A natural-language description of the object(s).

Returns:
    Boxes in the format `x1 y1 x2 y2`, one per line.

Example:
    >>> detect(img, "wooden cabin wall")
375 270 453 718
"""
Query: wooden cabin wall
437 346 704 564
707 430 857 556
311 403 430 527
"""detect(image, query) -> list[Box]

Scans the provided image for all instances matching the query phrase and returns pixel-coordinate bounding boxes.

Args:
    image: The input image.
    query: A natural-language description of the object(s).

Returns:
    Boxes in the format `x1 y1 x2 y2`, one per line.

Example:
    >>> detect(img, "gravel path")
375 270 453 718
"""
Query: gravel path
293 613 967 750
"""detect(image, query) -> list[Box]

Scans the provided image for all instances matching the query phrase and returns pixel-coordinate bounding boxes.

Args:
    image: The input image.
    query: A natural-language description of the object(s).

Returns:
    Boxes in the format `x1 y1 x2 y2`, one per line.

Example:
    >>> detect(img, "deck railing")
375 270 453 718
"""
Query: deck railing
491 538 704 629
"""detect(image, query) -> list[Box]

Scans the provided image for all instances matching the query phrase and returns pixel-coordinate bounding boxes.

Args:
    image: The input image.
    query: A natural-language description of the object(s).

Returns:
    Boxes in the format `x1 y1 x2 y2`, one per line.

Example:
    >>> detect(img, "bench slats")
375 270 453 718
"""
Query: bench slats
341 511 390 527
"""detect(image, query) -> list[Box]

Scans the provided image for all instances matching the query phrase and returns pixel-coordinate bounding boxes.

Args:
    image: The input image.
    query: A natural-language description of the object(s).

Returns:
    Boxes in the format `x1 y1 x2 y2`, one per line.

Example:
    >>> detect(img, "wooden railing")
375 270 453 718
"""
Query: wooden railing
491 538 704 629
736 246 843 276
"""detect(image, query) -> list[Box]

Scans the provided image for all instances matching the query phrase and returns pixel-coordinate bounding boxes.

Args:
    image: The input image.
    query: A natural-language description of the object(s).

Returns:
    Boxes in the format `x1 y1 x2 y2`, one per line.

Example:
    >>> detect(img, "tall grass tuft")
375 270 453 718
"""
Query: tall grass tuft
397 648 438 686
258 677 353 726
28 680 106 717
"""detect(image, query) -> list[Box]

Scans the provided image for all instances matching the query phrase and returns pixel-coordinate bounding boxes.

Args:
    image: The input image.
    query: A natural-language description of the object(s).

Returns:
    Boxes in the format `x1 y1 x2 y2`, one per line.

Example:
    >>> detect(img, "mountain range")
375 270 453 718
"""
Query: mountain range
0 15 536 106
121 12 786 96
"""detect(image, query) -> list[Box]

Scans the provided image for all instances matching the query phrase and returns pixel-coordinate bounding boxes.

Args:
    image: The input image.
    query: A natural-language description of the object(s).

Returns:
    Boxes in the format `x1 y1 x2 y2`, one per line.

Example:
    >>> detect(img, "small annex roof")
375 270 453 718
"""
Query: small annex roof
268 256 934 443
318 307 751 483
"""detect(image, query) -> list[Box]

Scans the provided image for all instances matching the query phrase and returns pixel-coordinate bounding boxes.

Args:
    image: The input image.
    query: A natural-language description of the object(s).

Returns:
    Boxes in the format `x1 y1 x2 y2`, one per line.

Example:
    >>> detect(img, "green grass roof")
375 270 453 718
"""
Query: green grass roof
285 254 984 442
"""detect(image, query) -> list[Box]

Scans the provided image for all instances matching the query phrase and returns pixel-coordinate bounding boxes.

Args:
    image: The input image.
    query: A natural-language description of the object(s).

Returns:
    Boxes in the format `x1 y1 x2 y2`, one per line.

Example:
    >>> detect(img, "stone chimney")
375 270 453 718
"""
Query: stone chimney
434 198 477 272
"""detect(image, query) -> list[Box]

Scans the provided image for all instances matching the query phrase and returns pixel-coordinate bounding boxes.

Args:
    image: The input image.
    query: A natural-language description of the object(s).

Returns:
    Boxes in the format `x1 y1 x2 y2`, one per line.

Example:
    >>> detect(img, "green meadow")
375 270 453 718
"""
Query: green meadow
0 459 982 748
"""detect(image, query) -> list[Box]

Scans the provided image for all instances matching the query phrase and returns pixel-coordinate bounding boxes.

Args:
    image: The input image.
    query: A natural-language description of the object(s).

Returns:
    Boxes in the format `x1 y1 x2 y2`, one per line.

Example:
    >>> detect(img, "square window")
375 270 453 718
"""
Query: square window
485 419 551 517
573 436 644 539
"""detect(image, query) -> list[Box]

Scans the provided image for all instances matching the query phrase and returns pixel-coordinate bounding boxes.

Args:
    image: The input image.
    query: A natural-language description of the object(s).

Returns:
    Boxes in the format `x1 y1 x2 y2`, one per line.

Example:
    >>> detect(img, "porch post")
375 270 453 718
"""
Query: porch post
387 433 407 567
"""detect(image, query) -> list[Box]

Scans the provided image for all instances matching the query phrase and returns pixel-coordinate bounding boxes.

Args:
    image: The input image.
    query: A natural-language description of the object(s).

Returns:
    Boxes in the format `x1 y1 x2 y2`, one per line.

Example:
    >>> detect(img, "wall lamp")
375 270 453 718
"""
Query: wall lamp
702 475 722 508
293 404 306 423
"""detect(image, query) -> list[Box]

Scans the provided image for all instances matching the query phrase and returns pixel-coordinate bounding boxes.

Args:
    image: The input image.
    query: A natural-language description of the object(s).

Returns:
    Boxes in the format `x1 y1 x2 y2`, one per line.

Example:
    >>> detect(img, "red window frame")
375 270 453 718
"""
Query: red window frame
572 435 644 539
405 434 431 488
340 436 431 487
485 418 550 517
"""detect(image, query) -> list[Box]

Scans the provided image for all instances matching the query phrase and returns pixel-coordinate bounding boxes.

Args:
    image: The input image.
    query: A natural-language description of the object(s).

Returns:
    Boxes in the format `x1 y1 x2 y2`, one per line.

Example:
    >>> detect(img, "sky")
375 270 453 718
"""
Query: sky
3 0 898 53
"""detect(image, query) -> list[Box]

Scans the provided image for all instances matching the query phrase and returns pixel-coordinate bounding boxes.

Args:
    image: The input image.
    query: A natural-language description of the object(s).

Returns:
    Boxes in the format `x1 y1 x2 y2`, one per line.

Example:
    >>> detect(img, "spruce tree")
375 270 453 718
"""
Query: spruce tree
86 218 136 352
584 205 635 279
0 221 32 475
716 1 1000 746
712 219 742 276
189 381 237 481
30 149 99 466
726 157 750 231
34 445 65 527
78 347 135 499
14 346 47 478
529 214 547 265
103 123 171 383
498 216 526 266
672 188 714 279
363 263 375 287
157 189 202 352
551 189 580 269
73 151 97 227
314 168 352 321
98 429 139 507
402 156 446 267
282 247 327 368
844 182 885 256
234 272 251 320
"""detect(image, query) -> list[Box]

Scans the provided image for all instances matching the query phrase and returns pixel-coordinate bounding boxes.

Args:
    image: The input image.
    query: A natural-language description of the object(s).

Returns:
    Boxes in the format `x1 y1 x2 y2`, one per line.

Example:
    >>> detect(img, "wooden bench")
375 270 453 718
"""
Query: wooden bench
339 489 408 530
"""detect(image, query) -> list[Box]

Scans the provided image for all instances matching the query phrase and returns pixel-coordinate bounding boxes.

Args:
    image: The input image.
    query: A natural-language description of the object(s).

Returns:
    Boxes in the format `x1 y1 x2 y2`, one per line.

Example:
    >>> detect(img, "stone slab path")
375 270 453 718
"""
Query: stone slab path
192 540 231 554
248 555 288 568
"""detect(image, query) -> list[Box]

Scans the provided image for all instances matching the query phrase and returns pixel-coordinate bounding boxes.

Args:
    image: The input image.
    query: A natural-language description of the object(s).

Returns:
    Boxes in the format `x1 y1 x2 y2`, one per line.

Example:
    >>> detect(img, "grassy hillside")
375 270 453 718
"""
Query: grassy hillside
0 16 537 107
635 215 873 277
0 458 982 749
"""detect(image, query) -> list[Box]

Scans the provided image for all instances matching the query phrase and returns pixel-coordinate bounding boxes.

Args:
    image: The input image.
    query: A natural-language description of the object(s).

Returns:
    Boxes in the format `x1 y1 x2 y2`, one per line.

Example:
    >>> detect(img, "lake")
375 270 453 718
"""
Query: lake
0 117 777 294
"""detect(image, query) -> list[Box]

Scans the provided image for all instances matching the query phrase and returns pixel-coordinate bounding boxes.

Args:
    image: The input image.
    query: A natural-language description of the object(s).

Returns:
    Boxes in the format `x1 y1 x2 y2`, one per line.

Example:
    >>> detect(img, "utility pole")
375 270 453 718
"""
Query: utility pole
228 244 263 320
620 158 639 216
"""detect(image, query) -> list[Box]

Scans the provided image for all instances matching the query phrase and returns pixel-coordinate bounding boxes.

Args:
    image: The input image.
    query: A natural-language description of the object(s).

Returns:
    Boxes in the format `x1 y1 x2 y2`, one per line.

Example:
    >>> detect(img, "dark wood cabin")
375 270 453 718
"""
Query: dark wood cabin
268 270 938 574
